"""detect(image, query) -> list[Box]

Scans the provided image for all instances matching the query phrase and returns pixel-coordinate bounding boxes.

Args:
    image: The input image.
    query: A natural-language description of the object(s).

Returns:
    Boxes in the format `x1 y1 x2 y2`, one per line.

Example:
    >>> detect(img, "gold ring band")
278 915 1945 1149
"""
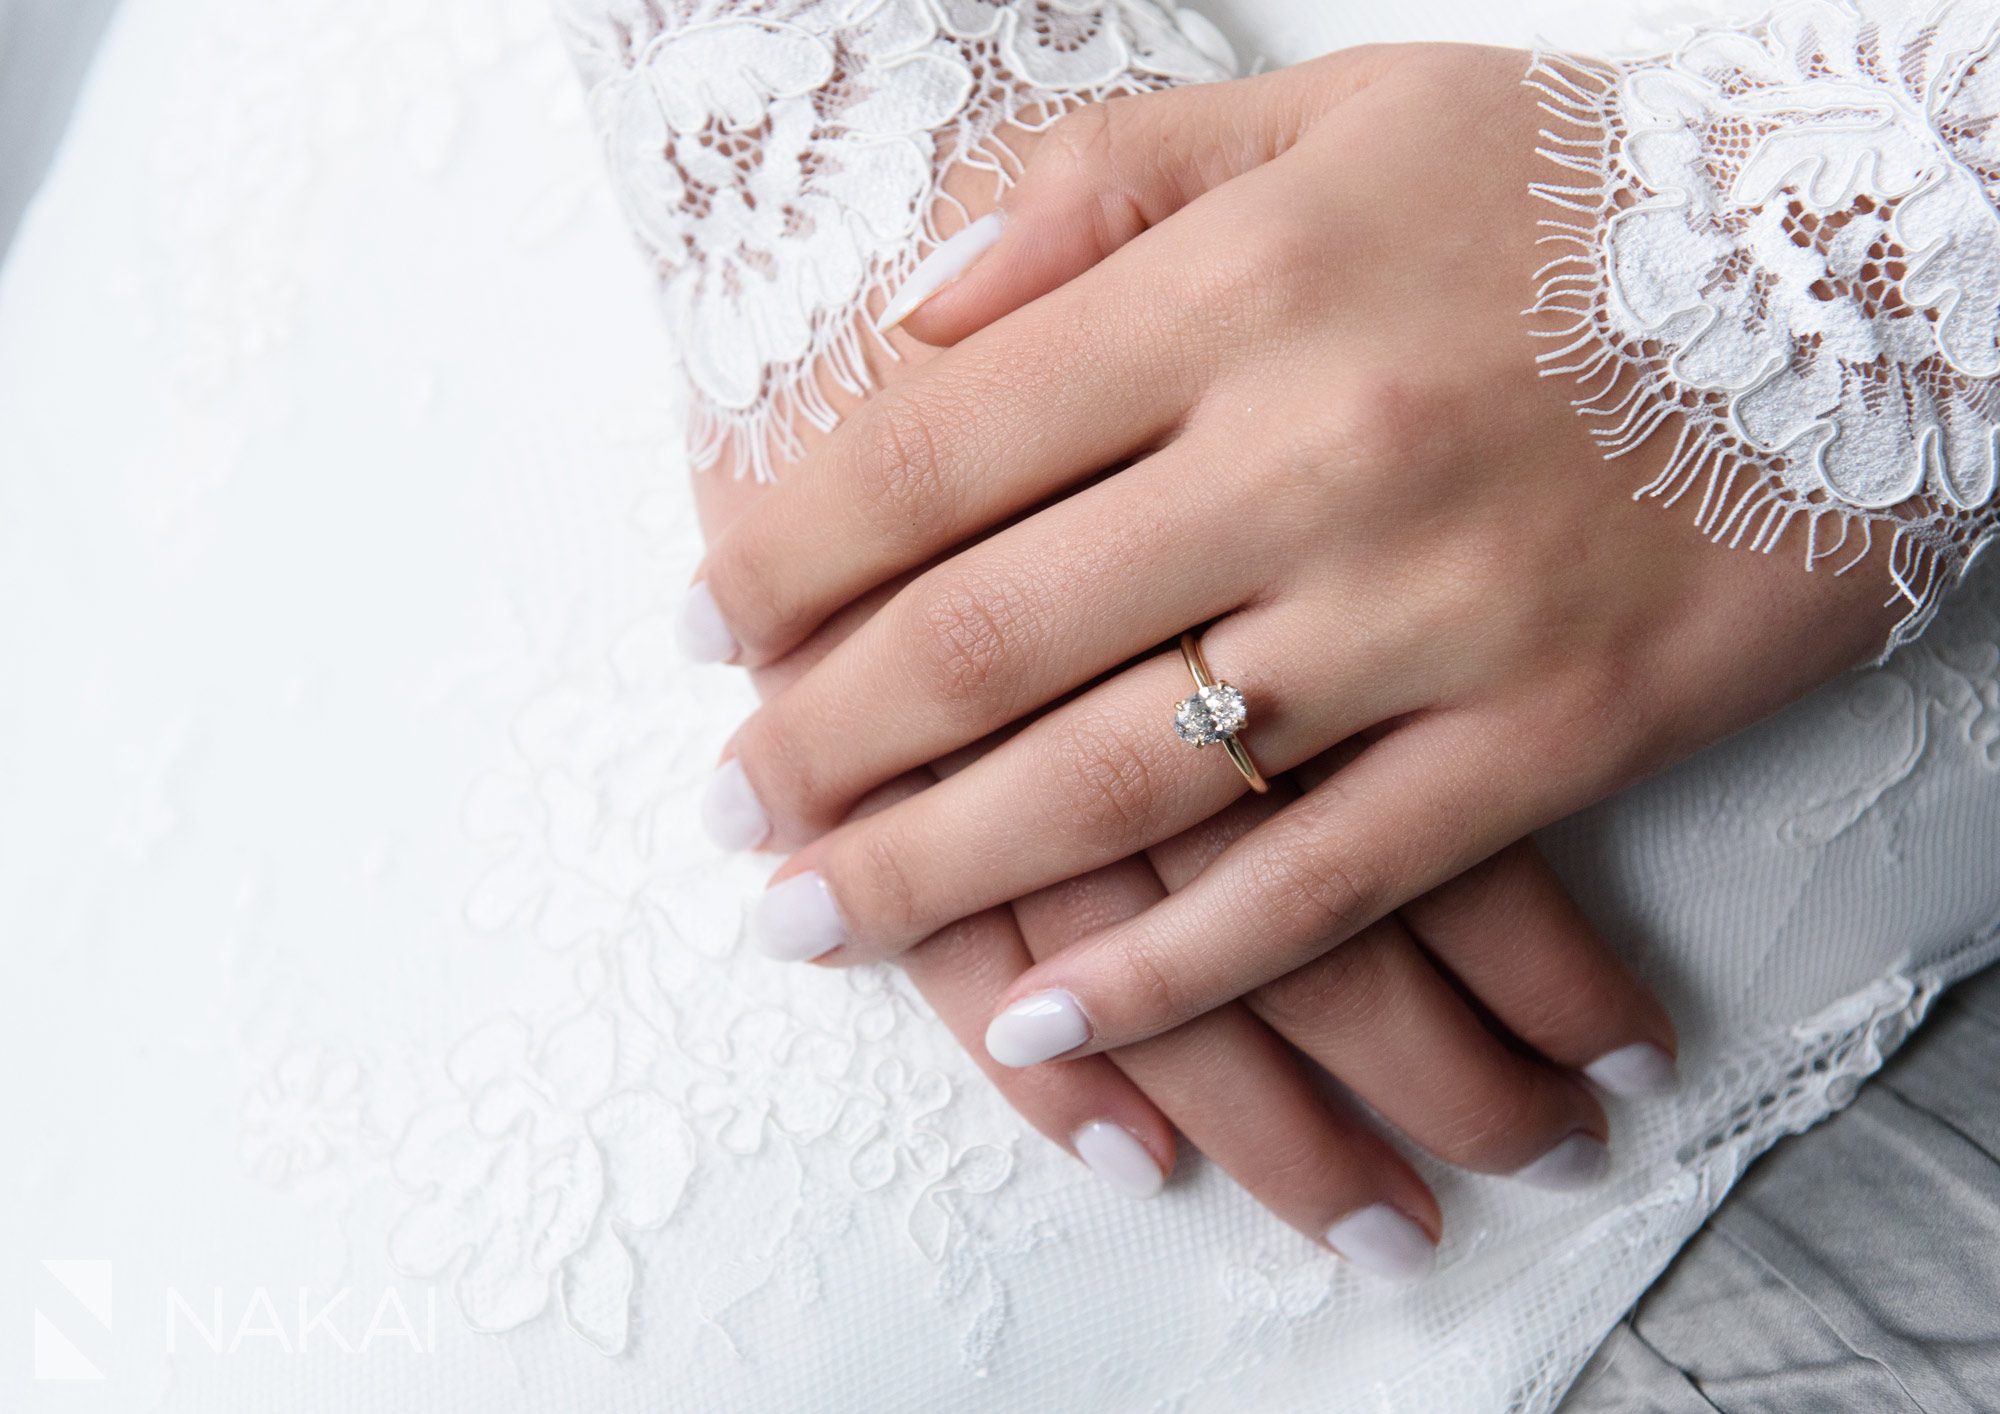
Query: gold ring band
1175 631 1268 794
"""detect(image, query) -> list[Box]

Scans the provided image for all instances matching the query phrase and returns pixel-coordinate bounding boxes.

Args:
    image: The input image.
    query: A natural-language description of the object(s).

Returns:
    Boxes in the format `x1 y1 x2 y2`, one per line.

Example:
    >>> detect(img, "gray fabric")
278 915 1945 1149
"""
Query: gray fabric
0 0 123 259
6 6 1997 1407
1565 966 2000 1413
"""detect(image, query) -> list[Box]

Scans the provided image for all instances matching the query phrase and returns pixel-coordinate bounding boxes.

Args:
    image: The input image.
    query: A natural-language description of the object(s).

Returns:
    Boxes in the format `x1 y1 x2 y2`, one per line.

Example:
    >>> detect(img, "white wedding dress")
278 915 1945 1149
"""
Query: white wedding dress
2 1 1996 1411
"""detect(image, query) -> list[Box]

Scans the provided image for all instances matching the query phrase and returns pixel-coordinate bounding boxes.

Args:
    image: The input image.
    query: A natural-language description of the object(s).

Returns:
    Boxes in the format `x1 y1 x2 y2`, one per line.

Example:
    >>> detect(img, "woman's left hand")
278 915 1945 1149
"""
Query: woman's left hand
690 44 1899 1063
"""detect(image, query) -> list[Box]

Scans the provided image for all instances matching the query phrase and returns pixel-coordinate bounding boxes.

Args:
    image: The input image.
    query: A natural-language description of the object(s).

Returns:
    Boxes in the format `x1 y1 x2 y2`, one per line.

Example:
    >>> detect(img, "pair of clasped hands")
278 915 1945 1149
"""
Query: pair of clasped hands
679 46 1897 1280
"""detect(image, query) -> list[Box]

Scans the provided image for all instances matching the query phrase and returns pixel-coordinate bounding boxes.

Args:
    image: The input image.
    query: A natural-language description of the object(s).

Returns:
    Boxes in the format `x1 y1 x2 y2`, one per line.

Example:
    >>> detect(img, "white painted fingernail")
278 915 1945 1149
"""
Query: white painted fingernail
1513 1133 1611 1193
984 989 1090 1067
874 212 1006 333
1073 1121 1165 1199
701 759 770 852
1584 1042 1679 1099
678 581 738 664
1324 1204 1436 1283
751 872 846 961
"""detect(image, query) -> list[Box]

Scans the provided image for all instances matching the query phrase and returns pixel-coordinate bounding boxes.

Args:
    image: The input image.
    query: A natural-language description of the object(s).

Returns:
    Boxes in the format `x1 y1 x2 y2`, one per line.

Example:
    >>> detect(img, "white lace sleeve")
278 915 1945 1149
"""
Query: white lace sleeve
1530 0 2000 651
553 0 1233 482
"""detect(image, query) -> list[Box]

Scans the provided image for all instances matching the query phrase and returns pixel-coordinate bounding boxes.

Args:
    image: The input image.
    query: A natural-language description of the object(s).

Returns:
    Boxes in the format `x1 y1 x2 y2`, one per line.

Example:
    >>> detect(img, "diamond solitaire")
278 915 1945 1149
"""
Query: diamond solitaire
1173 632 1268 792
1174 682 1248 748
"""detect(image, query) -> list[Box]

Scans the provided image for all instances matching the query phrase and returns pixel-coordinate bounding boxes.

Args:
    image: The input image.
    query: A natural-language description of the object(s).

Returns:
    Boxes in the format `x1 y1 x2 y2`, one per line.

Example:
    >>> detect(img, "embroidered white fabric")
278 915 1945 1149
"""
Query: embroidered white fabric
554 0 1234 482
2 0 1998 1411
1530 0 2000 651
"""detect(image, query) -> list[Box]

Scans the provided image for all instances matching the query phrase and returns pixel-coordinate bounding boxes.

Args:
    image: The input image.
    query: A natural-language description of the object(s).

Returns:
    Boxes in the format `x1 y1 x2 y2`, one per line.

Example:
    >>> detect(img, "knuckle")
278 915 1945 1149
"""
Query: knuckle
1111 934 1194 1032
844 824 925 943
849 393 960 551
1040 100 1119 185
1326 371 1448 478
1238 834 1382 947
1240 1123 1341 1204
908 567 1035 714
1048 713 1169 853
1546 657 1661 787
1506 969 1625 1056
1252 937 1388 1037
735 711 839 831
1422 1077 1550 1173
701 524 788 653
1190 214 1318 321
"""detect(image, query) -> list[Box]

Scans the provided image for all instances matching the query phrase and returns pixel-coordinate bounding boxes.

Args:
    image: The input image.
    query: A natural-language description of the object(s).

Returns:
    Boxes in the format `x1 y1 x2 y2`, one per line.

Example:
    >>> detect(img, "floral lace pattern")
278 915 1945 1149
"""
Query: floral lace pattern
1530 0 2000 650
13 0 2000 1409
554 0 1234 480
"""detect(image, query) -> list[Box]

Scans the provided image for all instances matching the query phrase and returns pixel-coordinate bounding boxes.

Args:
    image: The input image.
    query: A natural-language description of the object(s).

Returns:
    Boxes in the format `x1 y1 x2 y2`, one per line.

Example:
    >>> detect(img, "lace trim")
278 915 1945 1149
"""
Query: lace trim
556 0 1234 482
1527 0 2000 652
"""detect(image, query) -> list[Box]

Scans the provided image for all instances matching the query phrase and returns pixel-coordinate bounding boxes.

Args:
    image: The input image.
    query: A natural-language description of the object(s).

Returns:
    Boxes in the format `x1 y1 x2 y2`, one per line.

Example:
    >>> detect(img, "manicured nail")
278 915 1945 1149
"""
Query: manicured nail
1584 1042 1679 1099
1072 1121 1164 1199
874 212 1006 333
751 872 846 961
1324 1204 1436 1283
701 759 770 852
678 581 738 664
984 989 1090 1067
1513 1133 1611 1193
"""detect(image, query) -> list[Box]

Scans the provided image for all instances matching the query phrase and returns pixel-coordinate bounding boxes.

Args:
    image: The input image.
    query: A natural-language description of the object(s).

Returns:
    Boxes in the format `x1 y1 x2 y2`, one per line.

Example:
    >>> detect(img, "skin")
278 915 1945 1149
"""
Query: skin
698 41 1901 1074
686 46 1717 1254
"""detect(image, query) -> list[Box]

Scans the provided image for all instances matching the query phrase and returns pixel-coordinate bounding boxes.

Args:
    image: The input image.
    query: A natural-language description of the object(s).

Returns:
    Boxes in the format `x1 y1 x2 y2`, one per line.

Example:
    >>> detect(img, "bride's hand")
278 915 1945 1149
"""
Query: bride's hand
703 463 1676 1276
690 44 1900 1061
686 88 1677 1269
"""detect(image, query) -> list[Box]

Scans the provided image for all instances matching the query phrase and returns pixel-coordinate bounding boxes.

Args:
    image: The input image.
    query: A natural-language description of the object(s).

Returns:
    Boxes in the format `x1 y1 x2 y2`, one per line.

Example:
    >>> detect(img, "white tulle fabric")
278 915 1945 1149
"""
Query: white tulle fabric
1531 0 2000 650
3 0 1999 1411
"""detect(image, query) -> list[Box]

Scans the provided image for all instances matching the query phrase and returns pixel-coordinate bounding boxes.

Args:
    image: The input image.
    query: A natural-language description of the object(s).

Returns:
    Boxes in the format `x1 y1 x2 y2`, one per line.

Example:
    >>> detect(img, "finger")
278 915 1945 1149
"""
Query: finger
746 606 1436 956
1010 835 1442 1278
983 708 1583 1060
898 905 1177 1201
692 285 1193 666
1246 917 1611 1185
731 442 1268 835
889 49 1400 345
800 771 1179 1197
698 577 903 853
1399 838 1681 1099
1143 773 1609 1188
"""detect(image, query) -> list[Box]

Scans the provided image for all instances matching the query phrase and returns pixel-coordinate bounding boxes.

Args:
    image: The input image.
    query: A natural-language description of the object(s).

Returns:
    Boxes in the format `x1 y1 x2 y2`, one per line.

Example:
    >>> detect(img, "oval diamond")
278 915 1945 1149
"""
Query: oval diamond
1173 682 1247 747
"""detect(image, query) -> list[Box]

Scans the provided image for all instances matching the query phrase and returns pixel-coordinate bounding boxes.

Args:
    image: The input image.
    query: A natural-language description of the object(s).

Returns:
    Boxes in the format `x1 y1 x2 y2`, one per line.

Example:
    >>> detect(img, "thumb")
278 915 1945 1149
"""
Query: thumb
879 48 1396 346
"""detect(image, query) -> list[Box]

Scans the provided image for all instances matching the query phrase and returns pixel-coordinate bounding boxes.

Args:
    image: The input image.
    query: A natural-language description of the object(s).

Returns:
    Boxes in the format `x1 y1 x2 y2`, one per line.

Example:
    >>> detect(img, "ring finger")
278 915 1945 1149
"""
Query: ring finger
730 443 1274 839
747 604 1425 963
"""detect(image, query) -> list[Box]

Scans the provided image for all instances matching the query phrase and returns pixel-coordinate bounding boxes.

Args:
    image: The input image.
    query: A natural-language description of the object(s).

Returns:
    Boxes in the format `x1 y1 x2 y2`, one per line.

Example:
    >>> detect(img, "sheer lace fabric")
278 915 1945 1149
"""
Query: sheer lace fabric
3 1 2000 1412
554 0 1234 481
1531 0 2000 650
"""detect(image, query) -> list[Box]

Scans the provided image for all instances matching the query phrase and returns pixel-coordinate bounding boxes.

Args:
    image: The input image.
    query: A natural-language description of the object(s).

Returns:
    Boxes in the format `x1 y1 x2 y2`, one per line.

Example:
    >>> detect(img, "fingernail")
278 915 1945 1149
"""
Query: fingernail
1072 1121 1165 1199
984 989 1090 1067
1584 1042 1679 1099
678 581 738 664
701 759 770 852
1324 1204 1436 1283
874 212 1006 333
751 871 846 961
1513 1133 1611 1193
